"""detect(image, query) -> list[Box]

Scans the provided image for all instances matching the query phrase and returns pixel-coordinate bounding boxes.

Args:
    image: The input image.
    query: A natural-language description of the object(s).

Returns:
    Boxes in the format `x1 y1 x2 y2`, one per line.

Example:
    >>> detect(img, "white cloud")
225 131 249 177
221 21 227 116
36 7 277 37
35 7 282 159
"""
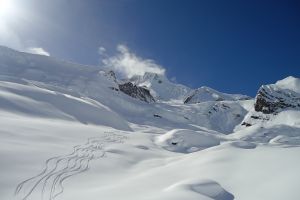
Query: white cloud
98 46 106 56
102 44 165 78
26 47 50 56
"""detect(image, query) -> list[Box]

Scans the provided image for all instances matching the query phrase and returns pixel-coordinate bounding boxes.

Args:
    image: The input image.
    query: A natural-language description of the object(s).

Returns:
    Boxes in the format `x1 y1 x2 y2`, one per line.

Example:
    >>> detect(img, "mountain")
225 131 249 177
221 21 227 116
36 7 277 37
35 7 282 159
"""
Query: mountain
128 72 250 104
129 72 192 101
254 76 300 114
0 46 299 200
0 46 247 133
184 86 251 104
238 76 300 128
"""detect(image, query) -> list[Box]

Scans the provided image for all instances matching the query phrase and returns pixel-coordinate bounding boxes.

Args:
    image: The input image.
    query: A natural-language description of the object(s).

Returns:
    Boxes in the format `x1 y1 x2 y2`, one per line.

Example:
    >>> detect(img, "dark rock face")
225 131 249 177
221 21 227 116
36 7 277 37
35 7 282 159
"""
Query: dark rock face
119 82 155 103
254 86 300 114
241 122 252 127
183 95 194 104
153 114 162 118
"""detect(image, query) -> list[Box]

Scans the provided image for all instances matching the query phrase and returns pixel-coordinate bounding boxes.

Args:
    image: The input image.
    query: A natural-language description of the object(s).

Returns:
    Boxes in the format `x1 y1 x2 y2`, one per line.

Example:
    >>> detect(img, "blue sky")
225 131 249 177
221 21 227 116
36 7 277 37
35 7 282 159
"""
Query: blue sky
0 0 299 96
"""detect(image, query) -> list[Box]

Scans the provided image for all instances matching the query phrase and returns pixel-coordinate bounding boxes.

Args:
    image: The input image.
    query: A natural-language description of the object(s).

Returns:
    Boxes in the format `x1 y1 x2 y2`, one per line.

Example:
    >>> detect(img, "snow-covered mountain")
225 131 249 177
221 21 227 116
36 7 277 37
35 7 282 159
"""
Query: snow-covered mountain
0 46 299 200
129 72 192 101
128 72 250 104
184 86 251 104
237 76 300 129
254 76 300 114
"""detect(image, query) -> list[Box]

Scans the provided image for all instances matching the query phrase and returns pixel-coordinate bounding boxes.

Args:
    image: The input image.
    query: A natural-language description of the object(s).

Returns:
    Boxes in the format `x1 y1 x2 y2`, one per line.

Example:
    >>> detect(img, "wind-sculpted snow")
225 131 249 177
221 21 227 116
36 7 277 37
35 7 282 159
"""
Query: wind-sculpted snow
15 132 127 200
165 179 234 200
156 129 220 153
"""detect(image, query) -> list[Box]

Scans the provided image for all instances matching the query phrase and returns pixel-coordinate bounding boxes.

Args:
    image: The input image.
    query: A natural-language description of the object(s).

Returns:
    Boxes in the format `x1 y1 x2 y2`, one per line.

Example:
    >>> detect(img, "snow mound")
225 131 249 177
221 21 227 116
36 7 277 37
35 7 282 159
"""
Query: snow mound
156 129 220 153
269 135 300 146
165 179 234 200
232 123 300 146
228 141 256 149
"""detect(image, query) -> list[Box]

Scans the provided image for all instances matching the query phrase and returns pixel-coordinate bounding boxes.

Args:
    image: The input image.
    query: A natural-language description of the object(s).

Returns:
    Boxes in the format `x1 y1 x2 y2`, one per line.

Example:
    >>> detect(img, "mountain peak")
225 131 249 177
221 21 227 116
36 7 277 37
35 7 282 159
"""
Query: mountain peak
129 72 167 85
126 72 191 101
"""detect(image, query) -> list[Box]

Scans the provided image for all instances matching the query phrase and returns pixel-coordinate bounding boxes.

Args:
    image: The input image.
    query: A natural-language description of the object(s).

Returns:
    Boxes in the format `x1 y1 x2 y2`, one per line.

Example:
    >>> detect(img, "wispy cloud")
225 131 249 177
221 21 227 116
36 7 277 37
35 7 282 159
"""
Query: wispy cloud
101 44 165 78
0 21 50 56
26 47 50 56
98 46 106 56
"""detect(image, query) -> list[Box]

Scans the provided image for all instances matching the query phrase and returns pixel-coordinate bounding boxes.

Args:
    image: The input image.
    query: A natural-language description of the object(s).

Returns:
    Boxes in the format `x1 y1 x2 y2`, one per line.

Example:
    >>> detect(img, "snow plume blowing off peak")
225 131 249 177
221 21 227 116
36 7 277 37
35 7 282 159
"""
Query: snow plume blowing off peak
101 44 165 78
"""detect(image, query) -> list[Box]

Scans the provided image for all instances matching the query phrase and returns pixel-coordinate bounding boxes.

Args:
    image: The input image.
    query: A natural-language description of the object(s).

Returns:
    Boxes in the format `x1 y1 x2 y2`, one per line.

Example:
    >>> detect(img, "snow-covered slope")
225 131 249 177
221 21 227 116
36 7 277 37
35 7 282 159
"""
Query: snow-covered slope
0 80 131 131
0 46 299 200
184 86 251 104
156 129 221 153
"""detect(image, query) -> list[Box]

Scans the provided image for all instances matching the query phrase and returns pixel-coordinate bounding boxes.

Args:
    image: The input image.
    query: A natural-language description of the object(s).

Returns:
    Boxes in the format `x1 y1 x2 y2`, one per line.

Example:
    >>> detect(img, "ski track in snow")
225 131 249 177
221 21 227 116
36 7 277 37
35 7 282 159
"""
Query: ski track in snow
15 132 127 200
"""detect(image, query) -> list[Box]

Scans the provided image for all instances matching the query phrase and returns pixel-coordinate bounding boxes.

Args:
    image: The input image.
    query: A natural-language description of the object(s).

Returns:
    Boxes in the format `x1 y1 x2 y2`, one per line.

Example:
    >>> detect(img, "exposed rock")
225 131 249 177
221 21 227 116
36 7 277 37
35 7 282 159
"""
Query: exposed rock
207 103 231 115
241 122 252 127
153 114 162 118
254 85 300 114
184 95 194 104
119 82 155 103
109 87 119 91
237 77 300 129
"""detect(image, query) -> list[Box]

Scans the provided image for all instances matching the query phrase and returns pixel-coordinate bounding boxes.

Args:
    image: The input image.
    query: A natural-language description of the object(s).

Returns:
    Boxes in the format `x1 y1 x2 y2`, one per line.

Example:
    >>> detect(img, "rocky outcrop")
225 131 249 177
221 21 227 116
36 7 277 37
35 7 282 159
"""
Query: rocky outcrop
254 85 300 114
239 77 300 128
119 82 155 103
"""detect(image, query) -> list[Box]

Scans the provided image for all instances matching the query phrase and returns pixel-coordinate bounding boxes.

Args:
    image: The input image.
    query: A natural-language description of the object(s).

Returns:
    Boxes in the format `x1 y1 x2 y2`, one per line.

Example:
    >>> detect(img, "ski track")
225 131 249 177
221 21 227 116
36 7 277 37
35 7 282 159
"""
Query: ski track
15 132 128 200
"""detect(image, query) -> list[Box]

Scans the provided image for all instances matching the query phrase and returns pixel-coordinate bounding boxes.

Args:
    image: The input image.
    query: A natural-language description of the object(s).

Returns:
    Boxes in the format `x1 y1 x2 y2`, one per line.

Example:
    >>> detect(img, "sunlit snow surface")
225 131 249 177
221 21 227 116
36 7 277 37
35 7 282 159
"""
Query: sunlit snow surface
0 46 300 200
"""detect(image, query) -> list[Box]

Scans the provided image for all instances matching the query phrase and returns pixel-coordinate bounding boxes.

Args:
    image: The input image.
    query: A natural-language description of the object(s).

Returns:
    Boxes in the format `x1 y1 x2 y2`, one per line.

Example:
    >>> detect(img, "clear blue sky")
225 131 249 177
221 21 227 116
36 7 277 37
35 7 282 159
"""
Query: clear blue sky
1 0 299 96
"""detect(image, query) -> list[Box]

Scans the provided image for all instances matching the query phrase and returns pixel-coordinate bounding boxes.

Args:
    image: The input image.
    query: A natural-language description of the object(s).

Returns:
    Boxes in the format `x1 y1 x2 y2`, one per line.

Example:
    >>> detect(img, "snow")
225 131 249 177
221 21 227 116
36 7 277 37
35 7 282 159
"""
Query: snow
0 81 131 131
156 129 220 153
130 72 192 101
184 86 250 104
275 76 300 93
164 179 234 200
0 46 299 200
